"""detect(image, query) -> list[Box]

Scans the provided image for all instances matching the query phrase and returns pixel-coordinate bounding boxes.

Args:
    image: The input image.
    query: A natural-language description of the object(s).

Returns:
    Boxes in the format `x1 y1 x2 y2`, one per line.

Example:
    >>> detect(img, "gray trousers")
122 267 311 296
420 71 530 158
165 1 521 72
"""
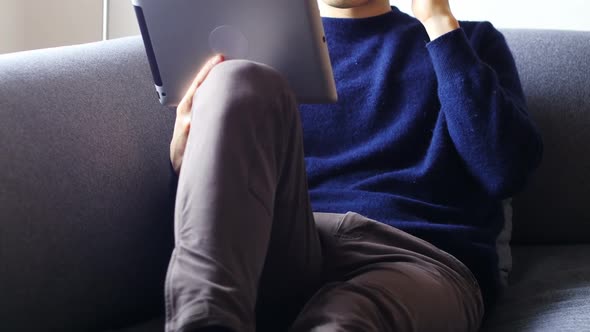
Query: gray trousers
165 60 484 332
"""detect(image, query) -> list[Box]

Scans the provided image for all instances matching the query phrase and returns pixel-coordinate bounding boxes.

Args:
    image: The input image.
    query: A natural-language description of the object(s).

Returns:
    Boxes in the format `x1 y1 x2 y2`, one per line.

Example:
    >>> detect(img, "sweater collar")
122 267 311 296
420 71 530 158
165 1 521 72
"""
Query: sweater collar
321 6 403 39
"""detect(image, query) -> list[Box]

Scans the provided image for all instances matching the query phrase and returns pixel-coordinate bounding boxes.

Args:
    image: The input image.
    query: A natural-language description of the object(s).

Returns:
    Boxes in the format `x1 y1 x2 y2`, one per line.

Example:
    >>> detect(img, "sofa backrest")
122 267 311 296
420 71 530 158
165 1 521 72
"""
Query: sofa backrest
0 38 174 331
502 29 590 244
1 29 589 330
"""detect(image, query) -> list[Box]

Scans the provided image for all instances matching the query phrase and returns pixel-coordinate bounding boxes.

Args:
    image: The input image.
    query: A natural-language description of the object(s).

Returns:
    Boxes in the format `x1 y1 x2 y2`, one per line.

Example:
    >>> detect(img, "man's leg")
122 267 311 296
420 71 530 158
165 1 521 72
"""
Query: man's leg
165 60 322 332
291 212 484 332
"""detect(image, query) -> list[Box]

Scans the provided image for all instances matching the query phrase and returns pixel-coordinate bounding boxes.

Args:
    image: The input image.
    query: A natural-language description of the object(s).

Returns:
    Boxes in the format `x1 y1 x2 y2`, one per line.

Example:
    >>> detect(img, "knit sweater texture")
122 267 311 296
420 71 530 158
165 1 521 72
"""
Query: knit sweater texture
299 7 542 305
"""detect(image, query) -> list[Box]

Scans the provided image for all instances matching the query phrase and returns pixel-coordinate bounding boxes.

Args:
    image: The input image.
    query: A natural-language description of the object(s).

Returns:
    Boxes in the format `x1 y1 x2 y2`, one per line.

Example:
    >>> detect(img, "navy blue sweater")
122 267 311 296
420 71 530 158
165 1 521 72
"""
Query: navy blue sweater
299 8 542 306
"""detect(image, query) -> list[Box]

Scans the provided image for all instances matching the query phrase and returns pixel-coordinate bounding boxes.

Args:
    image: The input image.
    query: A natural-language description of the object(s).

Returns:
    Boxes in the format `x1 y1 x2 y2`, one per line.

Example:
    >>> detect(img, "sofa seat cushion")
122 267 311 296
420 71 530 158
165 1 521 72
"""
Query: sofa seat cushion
482 245 590 331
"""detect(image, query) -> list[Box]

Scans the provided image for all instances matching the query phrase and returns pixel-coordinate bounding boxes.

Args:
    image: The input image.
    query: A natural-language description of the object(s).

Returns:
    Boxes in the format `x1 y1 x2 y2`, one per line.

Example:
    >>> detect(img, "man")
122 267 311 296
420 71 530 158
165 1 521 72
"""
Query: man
166 0 542 331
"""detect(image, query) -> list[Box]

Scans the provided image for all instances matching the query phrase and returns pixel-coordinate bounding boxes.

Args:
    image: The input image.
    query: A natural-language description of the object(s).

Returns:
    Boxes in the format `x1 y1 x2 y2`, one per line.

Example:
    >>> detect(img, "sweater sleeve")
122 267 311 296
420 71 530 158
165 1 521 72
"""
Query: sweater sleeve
426 22 543 199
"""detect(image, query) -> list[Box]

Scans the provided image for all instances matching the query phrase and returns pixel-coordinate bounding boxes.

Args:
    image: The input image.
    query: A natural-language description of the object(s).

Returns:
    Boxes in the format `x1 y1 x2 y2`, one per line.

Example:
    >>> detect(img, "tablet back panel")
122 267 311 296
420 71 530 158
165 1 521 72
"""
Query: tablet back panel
132 0 337 106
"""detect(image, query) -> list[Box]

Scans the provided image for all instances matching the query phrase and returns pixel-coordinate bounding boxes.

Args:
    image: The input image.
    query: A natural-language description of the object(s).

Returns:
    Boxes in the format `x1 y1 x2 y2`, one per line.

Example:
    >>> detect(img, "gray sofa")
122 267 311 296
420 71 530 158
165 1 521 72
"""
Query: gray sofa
1 29 589 331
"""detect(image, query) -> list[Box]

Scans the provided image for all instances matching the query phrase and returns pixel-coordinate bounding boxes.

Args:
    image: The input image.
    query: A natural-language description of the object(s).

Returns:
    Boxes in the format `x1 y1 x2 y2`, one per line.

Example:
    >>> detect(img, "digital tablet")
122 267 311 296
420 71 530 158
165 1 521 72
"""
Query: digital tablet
131 0 338 107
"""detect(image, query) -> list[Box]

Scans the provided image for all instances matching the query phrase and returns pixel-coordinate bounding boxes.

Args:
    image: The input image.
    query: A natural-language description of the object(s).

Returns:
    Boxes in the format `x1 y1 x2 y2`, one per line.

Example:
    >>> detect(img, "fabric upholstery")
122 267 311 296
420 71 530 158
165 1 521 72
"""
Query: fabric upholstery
0 38 175 331
502 30 590 244
482 245 590 331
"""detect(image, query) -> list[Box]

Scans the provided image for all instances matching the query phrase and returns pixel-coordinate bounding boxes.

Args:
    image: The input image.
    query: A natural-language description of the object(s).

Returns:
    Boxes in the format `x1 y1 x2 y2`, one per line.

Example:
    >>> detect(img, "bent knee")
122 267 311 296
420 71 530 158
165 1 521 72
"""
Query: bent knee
194 60 294 124
207 59 290 96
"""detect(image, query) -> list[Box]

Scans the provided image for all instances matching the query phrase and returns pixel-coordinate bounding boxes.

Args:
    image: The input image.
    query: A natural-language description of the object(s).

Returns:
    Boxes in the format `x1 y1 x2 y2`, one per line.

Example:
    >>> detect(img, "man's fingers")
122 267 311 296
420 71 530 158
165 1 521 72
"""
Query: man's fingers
196 54 225 88
182 54 225 107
